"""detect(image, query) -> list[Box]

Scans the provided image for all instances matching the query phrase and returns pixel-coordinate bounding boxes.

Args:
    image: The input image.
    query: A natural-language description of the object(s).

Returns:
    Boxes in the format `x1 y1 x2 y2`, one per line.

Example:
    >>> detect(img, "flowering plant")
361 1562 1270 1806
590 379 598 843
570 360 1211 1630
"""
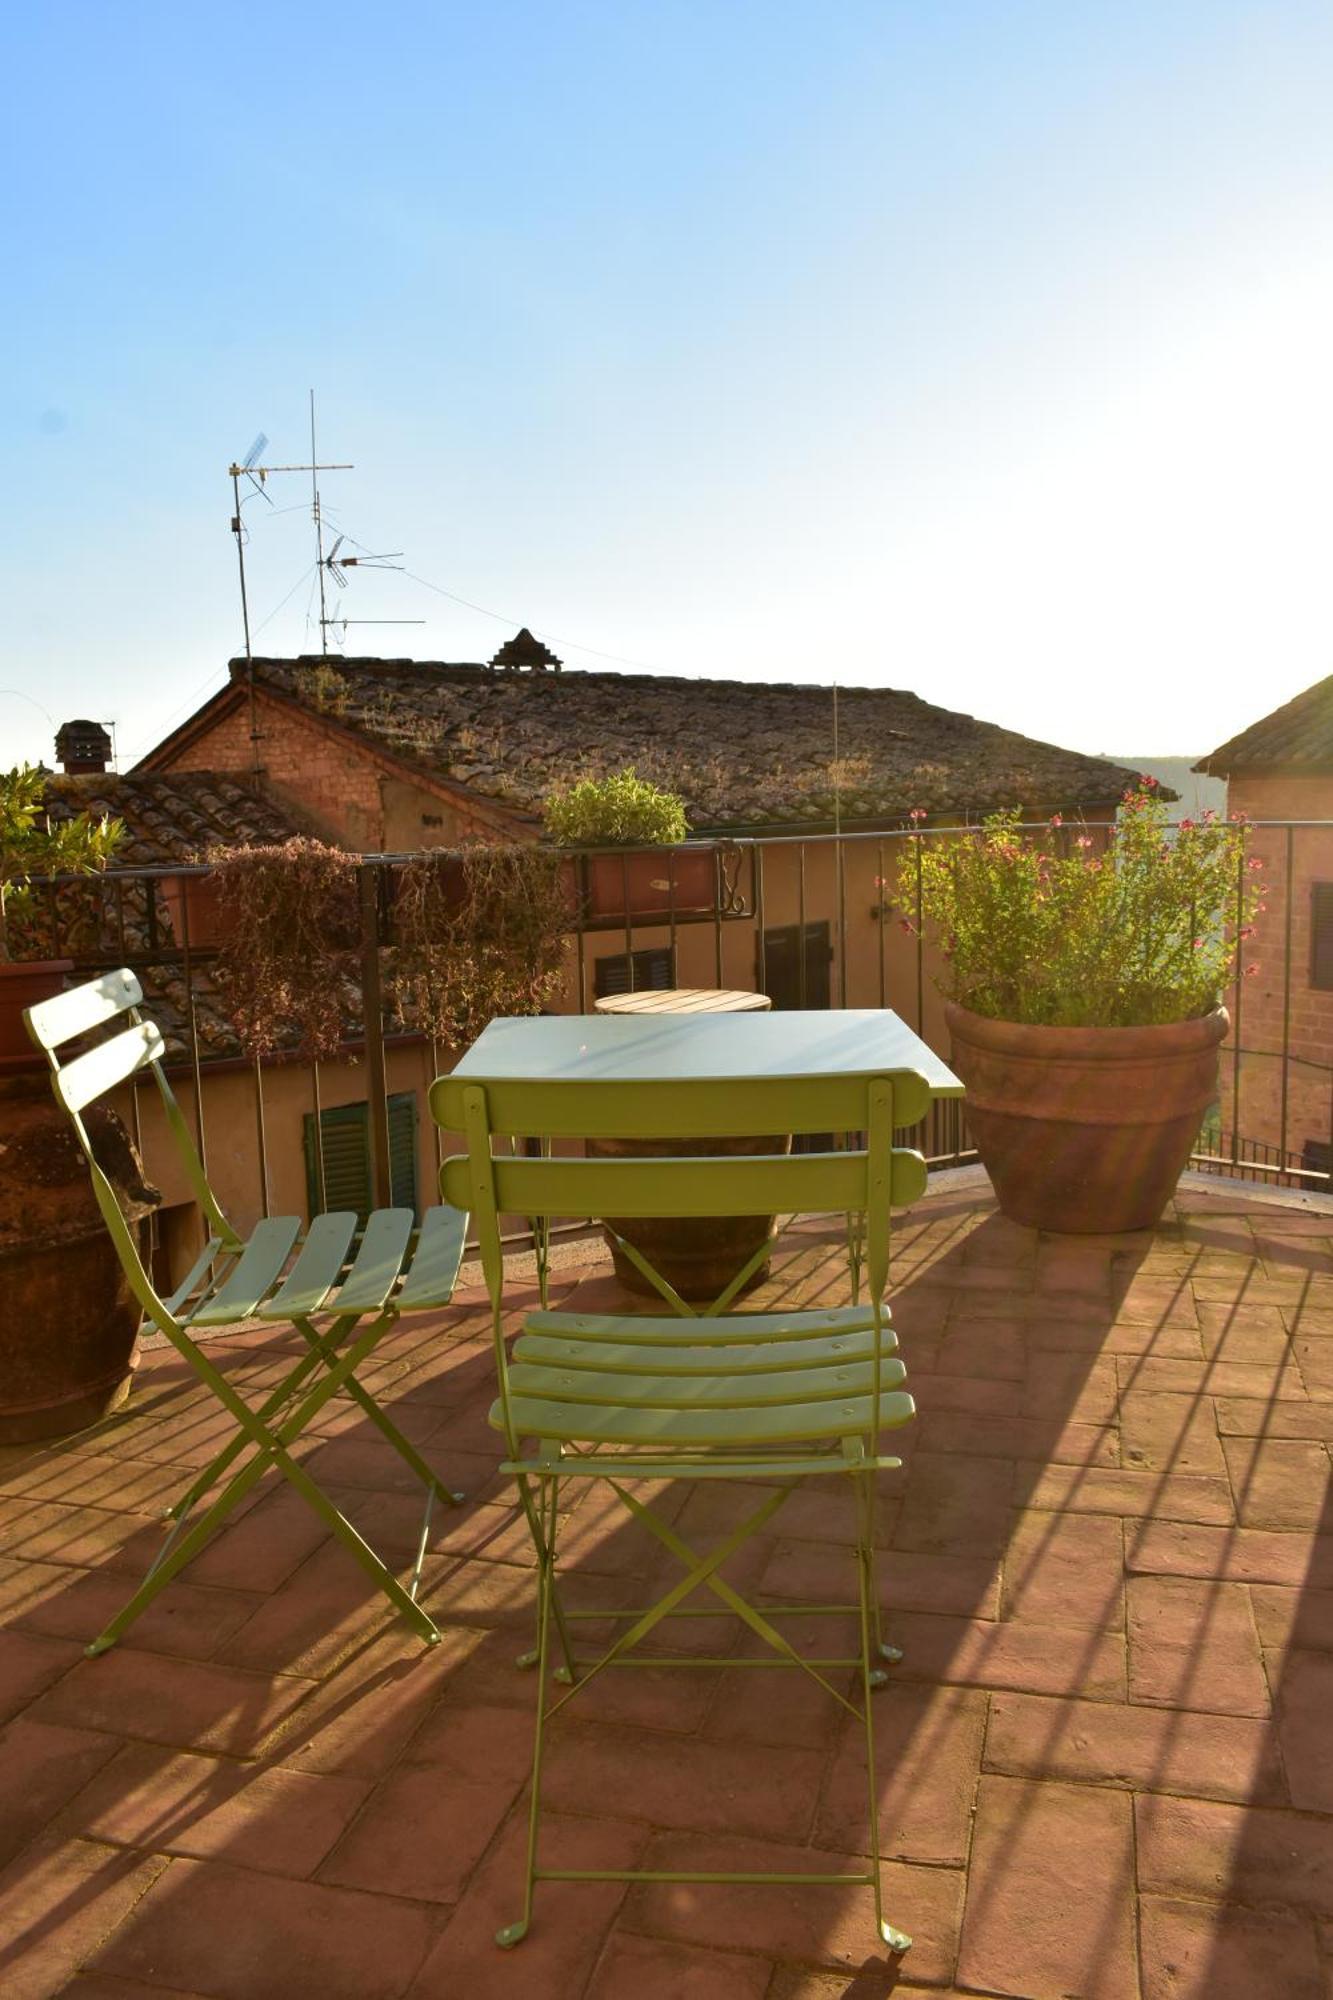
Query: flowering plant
914 784 1263 1027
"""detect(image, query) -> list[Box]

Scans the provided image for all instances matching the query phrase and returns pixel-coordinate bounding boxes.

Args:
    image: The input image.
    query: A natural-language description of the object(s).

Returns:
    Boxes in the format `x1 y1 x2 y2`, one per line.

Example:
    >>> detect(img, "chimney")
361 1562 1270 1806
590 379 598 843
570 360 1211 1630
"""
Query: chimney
55 720 112 775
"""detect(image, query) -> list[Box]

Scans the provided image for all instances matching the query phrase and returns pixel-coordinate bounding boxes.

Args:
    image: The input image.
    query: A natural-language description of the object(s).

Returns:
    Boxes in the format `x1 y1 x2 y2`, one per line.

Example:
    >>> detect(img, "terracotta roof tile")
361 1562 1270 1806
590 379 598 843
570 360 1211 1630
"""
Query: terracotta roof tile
237 653 1144 826
1196 673 1333 775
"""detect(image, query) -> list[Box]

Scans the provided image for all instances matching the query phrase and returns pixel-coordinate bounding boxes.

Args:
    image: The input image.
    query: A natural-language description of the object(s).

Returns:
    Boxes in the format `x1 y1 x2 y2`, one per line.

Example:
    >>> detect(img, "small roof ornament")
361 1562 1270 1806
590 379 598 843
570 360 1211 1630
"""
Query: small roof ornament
489 626 562 672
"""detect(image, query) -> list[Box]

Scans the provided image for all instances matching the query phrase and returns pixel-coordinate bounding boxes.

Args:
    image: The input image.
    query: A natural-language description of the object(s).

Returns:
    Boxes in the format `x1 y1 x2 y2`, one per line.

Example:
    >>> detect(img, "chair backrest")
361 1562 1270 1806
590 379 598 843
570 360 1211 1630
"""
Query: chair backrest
25 969 239 1328
430 1067 929 1314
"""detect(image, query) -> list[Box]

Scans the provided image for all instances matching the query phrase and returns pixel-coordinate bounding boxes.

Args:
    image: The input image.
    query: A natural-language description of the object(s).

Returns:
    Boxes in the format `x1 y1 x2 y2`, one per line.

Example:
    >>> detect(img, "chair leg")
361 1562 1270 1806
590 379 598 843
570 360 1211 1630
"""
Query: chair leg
498 1471 559 1947
88 1311 444 1655
292 1315 466 1507
855 1470 911 1957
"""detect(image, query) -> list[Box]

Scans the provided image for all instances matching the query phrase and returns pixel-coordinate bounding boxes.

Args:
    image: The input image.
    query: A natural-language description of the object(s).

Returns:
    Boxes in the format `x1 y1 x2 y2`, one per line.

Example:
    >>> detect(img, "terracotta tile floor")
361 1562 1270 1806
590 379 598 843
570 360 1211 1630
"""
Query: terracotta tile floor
2 1180 1332 1998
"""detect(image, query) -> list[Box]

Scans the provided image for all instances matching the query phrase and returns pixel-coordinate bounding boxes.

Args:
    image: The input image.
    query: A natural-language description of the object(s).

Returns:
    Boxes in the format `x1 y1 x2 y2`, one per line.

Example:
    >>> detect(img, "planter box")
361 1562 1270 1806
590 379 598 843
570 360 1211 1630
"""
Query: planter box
1 960 71 1074
573 847 719 925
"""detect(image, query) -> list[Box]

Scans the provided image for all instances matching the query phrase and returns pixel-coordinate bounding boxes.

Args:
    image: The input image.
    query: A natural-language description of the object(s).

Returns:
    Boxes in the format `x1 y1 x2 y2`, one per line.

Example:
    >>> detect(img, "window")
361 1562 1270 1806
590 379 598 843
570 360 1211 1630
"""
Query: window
1312 884 1333 991
303 1092 418 1222
593 946 676 1000
759 922 832 1010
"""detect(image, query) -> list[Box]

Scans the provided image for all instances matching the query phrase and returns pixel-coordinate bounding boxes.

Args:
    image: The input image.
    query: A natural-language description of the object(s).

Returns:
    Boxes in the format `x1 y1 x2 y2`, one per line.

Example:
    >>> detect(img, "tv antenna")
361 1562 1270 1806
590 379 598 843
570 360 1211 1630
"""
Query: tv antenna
226 395 420 771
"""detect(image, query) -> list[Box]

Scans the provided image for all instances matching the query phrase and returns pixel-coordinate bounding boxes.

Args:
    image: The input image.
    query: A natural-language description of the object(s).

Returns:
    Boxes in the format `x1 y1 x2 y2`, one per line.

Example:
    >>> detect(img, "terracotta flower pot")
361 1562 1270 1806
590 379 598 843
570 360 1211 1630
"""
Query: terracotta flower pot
160 873 228 951
0 1073 159 1441
0 960 72 1074
944 1000 1229 1234
587 1131 793 1301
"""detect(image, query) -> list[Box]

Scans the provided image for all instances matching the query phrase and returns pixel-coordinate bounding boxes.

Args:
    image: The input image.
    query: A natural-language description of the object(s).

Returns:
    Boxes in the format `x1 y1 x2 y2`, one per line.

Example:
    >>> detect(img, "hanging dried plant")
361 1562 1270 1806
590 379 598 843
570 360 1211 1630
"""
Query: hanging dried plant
208 837 361 1060
392 844 571 1053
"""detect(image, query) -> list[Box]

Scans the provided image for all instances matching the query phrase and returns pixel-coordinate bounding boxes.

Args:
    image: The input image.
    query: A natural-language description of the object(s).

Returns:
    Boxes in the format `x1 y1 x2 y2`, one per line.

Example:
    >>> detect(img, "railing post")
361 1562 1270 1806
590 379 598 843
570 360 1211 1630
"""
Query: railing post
359 861 392 1210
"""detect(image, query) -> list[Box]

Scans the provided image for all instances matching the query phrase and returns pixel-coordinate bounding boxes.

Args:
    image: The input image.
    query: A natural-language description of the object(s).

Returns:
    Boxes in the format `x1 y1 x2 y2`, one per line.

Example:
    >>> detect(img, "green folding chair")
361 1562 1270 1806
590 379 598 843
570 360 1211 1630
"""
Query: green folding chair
26 968 470 1657
430 1062 929 1955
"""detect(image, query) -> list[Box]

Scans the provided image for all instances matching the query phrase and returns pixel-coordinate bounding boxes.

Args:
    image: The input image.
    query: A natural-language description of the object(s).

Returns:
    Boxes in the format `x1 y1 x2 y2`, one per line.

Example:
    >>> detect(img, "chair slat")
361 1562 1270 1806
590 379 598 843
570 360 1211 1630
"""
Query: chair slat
190 1217 302 1326
257 1211 359 1320
395 1204 469 1310
332 1208 415 1315
512 1325 897 1375
162 1237 229 1316
54 1019 167 1112
522 1304 885 1345
24 967 142 1054
442 1149 924 1219
432 1070 931 1139
507 1353 907 1409
498 1387 915 1447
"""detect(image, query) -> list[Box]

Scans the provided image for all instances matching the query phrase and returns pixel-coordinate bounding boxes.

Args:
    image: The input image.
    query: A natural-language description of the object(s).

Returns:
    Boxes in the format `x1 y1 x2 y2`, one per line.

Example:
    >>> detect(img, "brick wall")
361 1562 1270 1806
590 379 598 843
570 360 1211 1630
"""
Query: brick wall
1218 772 1333 1165
156 691 522 851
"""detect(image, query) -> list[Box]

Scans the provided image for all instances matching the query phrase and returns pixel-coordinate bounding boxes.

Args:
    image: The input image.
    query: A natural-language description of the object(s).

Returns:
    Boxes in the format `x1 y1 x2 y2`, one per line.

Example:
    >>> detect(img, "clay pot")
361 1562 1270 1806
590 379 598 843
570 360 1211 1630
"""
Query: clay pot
160 873 227 951
945 1001 1229 1234
0 1074 160 1442
587 1132 792 1301
0 960 72 1074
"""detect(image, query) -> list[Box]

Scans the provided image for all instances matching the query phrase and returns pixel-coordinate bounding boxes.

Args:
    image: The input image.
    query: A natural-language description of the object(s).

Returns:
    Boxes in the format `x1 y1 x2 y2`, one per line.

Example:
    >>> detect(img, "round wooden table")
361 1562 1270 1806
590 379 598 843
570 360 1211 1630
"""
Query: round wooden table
588 986 781 1299
593 986 772 1016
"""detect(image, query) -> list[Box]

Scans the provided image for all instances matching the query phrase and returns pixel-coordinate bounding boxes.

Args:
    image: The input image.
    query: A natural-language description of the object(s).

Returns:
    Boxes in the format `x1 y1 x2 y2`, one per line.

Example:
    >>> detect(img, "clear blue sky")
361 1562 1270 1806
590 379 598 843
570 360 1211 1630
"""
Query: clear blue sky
4 2 1332 771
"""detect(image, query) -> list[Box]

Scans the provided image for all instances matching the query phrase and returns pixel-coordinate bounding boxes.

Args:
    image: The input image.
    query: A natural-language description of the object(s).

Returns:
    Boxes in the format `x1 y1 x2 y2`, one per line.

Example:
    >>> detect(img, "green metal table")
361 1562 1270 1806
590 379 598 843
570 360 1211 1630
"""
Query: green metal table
453 1008 963 1098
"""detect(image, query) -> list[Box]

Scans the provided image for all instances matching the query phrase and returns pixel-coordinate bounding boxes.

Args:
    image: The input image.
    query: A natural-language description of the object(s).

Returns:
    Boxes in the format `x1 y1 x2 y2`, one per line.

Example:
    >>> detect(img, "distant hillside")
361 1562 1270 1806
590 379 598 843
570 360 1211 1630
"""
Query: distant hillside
1104 756 1227 822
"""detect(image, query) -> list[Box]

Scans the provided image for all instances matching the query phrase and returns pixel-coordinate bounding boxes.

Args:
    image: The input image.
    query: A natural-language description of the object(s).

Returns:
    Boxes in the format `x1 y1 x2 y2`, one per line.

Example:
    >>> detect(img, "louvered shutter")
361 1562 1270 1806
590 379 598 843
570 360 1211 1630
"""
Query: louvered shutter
388 1092 419 1215
1311 884 1333 991
593 947 676 999
304 1092 419 1222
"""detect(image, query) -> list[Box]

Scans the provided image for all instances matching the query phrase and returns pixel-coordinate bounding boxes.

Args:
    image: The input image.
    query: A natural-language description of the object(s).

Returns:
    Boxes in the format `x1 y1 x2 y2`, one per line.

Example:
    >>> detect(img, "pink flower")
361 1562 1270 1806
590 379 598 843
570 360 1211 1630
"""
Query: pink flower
907 807 927 823
1049 813 1063 828
1244 963 1260 977
1179 817 1195 831
1192 937 1204 950
1075 834 1094 850
1247 857 1264 871
1238 925 1256 940
1140 774 1158 787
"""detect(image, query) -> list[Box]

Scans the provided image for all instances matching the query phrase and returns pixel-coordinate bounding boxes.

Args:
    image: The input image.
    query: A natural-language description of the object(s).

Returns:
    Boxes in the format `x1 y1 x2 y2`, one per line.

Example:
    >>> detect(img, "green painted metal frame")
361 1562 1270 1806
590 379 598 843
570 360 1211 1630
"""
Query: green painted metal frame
430 1058 930 1956
25 969 469 1656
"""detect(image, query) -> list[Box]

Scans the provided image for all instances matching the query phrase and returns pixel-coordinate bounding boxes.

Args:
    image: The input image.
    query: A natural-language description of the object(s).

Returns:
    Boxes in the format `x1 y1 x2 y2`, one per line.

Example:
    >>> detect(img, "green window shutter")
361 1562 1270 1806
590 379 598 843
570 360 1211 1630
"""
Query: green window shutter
388 1091 419 1216
594 946 676 999
304 1093 419 1223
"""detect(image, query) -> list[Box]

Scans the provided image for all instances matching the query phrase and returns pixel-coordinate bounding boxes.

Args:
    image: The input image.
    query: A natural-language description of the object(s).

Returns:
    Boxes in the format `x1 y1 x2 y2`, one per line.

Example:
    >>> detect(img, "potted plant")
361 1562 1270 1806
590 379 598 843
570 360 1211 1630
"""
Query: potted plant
542 768 717 923
913 785 1263 1233
208 837 362 1060
391 843 570 1052
1 764 124 1069
0 767 152 1442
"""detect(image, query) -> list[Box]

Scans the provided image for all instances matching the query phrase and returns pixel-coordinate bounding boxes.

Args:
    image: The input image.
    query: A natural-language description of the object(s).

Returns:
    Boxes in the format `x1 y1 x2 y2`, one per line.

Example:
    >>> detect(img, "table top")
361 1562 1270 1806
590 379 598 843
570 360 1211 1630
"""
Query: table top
454 1009 963 1095
593 987 773 1016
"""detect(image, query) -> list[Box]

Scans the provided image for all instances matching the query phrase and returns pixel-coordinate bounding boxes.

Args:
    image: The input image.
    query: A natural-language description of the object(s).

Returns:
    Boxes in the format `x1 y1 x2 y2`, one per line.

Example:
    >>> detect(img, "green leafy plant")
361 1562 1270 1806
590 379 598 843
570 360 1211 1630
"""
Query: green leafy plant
0 765 124 963
208 838 361 1060
542 768 688 847
913 784 1264 1027
392 844 571 1051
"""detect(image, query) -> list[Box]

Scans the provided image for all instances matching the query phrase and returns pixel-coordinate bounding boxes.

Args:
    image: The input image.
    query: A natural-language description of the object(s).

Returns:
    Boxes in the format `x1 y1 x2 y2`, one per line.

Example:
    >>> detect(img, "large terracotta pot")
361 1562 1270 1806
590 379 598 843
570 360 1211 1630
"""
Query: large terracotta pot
0 1074 160 1442
0 960 72 1073
587 1132 792 1301
945 1000 1229 1234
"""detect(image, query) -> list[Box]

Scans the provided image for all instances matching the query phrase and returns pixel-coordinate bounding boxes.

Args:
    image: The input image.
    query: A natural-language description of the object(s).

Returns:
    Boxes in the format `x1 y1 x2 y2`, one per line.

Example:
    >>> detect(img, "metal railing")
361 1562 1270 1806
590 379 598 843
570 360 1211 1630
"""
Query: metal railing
20 815 1333 1279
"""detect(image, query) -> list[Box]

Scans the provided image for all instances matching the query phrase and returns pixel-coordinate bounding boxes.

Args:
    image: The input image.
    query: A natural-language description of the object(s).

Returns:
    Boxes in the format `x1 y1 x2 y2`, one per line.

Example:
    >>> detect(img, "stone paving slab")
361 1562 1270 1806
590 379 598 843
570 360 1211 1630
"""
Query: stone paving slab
0 1186 1329 1996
